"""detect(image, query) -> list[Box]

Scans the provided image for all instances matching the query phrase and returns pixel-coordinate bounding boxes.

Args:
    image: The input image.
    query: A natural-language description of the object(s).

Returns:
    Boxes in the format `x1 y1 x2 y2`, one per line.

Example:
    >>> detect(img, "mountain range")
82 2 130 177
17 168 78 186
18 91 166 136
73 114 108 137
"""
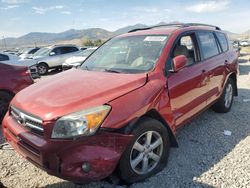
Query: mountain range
1 22 249 48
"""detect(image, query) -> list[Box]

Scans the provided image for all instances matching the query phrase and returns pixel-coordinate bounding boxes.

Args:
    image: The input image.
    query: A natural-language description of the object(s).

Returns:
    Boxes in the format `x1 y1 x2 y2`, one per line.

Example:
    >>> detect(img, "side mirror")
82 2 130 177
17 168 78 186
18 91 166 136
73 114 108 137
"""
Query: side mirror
49 52 55 56
172 55 187 72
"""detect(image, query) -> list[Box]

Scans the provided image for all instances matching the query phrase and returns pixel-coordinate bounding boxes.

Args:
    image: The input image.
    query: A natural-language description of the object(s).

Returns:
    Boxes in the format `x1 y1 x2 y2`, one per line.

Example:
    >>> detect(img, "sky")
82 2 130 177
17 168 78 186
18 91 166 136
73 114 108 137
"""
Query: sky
0 0 250 38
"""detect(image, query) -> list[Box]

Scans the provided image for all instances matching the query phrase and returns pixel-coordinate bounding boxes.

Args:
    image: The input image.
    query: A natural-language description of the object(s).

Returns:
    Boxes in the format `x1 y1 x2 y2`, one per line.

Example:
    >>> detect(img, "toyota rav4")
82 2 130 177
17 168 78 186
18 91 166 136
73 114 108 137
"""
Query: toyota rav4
3 23 238 184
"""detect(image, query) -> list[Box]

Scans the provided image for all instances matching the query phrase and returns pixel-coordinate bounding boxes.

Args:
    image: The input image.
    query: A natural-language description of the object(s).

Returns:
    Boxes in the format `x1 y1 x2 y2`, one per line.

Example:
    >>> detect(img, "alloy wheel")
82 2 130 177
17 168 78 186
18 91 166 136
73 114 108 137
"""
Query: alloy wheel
130 131 163 174
224 83 233 108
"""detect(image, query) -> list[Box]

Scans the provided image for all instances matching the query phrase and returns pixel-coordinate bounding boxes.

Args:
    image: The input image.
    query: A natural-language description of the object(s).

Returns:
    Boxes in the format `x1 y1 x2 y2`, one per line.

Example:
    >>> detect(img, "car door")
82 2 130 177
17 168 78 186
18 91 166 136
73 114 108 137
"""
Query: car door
167 32 210 128
48 47 63 67
196 31 226 105
60 47 79 63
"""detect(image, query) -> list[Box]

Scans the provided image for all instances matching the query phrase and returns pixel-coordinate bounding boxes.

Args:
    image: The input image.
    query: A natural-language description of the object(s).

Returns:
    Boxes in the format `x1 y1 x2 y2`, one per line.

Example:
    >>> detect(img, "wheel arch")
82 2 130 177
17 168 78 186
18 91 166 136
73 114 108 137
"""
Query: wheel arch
119 109 178 148
228 72 238 96
0 89 15 97
38 62 49 67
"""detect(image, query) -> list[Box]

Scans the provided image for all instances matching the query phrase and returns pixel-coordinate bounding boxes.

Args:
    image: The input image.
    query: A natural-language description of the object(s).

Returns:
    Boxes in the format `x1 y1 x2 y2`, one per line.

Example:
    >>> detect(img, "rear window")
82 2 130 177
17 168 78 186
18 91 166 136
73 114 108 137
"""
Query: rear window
0 54 9 61
215 32 229 52
197 32 219 59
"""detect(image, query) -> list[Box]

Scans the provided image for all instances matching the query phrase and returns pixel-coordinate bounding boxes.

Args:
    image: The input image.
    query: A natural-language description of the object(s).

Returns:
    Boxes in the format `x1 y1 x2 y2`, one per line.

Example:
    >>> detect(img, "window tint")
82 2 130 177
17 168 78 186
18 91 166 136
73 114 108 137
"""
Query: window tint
197 32 219 59
60 47 78 54
70 47 79 52
215 32 228 52
0 54 9 61
29 48 40 54
51 47 62 55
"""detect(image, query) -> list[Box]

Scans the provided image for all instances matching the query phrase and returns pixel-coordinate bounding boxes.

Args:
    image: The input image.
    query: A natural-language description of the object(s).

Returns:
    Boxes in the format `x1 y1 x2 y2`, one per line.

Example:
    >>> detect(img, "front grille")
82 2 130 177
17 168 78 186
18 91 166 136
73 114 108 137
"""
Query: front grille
10 106 44 135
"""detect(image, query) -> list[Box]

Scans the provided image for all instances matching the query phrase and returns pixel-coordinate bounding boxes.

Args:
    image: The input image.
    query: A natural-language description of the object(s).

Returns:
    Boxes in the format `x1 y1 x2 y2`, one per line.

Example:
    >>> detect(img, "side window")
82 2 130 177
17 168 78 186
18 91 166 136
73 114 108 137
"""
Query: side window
171 33 199 66
215 32 229 52
197 32 219 59
0 54 9 61
70 47 79 52
51 47 62 55
60 47 77 54
29 48 39 54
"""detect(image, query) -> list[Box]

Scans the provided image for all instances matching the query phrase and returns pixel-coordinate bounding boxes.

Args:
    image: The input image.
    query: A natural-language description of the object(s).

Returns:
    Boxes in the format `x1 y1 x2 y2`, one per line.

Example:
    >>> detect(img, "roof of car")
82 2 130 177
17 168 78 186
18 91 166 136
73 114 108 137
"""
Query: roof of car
119 23 223 37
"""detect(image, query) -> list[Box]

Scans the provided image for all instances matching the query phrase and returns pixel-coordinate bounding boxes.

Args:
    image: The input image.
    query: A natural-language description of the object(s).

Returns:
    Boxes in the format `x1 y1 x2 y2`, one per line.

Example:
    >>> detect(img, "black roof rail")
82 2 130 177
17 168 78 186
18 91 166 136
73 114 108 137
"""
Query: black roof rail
128 23 221 33
184 23 221 30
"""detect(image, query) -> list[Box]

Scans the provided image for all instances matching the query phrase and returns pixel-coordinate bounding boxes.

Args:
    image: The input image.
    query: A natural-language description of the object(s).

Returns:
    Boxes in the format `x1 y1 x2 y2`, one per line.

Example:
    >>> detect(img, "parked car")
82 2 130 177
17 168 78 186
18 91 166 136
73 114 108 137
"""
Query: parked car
0 63 34 122
230 40 241 56
19 47 40 59
32 45 80 75
3 23 238 184
0 52 19 61
62 47 97 70
0 52 39 79
239 40 250 47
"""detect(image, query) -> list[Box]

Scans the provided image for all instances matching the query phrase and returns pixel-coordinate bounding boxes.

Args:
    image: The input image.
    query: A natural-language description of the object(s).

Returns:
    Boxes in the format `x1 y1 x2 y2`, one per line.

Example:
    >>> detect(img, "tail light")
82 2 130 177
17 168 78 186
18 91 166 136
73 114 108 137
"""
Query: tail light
21 69 30 76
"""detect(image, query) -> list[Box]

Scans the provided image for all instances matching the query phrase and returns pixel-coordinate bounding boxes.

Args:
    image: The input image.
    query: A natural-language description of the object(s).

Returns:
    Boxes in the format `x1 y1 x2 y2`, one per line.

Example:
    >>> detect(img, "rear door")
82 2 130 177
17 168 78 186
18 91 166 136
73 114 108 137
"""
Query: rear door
196 31 227 104
60 47 79 62
167 32 209 128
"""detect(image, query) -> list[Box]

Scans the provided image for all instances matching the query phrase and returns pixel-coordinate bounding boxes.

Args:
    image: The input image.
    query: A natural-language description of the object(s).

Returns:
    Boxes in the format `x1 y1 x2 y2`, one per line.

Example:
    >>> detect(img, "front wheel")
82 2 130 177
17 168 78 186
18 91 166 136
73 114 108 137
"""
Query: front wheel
212 78 235 113
117 118 170 184
37 63 48 75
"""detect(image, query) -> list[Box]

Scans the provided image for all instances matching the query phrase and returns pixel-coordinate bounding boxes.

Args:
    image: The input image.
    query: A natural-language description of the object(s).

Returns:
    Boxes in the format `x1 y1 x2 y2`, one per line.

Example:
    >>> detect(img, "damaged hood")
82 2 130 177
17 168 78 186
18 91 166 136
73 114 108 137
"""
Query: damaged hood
12 69 147 121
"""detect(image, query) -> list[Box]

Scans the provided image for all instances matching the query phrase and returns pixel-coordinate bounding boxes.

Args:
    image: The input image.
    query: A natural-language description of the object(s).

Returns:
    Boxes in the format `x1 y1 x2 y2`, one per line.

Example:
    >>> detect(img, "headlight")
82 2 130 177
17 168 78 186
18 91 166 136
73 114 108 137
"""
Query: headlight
51 105 111 139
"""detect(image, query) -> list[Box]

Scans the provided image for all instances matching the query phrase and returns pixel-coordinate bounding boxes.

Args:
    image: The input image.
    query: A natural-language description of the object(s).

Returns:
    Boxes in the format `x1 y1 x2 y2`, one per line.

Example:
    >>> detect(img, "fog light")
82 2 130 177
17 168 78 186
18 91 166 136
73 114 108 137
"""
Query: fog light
82 162 90 173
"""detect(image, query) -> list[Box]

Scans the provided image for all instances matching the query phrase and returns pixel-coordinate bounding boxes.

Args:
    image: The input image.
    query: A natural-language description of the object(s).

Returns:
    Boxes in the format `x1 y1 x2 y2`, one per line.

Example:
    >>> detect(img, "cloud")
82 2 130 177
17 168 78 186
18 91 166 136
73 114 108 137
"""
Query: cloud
32 5 64 14
0 4 19 10
185 0 230 13
61 11 71 15
133 7 159 13
1 0 27 4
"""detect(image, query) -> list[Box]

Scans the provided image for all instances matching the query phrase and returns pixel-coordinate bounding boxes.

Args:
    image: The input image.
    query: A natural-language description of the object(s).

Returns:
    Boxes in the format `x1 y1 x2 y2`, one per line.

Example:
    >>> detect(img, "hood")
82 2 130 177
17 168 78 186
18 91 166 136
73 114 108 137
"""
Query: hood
13 69 147 121
65 56 86 64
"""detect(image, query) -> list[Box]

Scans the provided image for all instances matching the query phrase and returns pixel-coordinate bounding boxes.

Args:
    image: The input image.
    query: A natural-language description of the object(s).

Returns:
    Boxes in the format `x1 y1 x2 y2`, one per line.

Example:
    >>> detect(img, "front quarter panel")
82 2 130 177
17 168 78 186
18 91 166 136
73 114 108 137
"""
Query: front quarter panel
102 73 176 134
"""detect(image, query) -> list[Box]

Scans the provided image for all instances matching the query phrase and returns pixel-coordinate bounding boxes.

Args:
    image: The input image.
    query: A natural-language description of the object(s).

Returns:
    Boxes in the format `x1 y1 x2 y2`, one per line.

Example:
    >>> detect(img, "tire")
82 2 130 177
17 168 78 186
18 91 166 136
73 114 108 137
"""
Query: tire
0 91 14 123
37 63 48 75
117 117 170 184
212 78 235 113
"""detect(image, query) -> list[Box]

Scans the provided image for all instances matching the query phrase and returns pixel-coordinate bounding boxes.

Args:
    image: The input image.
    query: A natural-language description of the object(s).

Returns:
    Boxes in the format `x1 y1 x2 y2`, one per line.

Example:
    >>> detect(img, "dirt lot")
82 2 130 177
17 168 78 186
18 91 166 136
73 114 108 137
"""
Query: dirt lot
0 53 250 188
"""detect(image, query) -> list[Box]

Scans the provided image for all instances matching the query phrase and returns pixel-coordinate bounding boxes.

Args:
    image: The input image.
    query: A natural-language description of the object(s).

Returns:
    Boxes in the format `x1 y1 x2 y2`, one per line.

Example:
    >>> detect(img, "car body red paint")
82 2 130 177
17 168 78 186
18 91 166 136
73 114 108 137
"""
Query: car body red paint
3 24 238 183
0 63 33 94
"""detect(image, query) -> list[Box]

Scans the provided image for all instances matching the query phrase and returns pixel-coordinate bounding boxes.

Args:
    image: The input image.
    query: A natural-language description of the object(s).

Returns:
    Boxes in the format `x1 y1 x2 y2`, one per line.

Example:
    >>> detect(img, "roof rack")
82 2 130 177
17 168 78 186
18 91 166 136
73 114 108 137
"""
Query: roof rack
128 23 221 33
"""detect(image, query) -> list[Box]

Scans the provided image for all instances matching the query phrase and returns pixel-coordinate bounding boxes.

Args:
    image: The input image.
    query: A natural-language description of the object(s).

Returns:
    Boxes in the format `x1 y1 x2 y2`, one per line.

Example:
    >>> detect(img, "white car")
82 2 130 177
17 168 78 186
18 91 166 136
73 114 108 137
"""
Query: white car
62 47 97 70
32 45 80 75
239 40 250 47
0 52 37 67
19 47 40 59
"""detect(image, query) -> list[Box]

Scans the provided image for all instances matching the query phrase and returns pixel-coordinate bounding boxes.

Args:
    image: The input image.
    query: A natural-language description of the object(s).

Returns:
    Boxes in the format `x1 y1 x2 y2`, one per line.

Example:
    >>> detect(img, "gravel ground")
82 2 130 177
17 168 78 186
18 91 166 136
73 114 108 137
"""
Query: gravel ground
0 55 250 188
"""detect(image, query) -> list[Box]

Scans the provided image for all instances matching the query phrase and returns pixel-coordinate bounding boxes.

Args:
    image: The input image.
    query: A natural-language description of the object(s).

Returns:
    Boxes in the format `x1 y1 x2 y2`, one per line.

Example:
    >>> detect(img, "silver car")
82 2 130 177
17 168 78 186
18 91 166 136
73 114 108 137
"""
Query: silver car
32 45 80 75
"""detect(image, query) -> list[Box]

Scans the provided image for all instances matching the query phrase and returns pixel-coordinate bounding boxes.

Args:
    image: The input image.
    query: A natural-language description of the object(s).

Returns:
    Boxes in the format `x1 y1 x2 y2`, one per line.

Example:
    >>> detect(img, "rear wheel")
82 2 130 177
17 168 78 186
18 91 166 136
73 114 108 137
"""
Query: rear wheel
0 91 13 123
37 63 48 75
212 78 234 113
117 118 170 184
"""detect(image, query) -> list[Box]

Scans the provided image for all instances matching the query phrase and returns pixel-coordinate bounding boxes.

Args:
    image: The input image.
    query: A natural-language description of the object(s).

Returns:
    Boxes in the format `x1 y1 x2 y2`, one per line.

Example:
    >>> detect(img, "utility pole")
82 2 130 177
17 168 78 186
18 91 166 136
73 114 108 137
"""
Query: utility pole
2 36 7 50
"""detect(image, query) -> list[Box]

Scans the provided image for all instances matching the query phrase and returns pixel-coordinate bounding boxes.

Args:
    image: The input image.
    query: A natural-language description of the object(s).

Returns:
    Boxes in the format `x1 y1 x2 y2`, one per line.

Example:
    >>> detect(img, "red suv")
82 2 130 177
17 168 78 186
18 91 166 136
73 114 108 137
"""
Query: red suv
0 63 34 122
3 23 238 184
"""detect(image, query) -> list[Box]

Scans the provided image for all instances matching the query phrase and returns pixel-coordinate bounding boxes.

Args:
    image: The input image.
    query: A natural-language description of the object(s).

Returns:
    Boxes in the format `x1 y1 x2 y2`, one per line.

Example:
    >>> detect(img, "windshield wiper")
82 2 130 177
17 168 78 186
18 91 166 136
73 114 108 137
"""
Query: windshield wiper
104 69 121 73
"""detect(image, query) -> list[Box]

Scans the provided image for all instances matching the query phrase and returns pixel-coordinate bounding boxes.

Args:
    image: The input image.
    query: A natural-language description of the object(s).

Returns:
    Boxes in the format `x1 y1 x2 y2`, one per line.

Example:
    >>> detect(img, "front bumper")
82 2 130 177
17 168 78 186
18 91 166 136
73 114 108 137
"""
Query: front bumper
2 114 133 183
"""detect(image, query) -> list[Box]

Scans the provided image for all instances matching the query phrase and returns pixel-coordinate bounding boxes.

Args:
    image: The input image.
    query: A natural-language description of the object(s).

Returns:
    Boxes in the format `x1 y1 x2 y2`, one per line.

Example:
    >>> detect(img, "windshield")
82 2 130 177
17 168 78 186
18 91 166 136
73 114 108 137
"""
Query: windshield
81 35 168 73
77 48 96 57
33 47 51 57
